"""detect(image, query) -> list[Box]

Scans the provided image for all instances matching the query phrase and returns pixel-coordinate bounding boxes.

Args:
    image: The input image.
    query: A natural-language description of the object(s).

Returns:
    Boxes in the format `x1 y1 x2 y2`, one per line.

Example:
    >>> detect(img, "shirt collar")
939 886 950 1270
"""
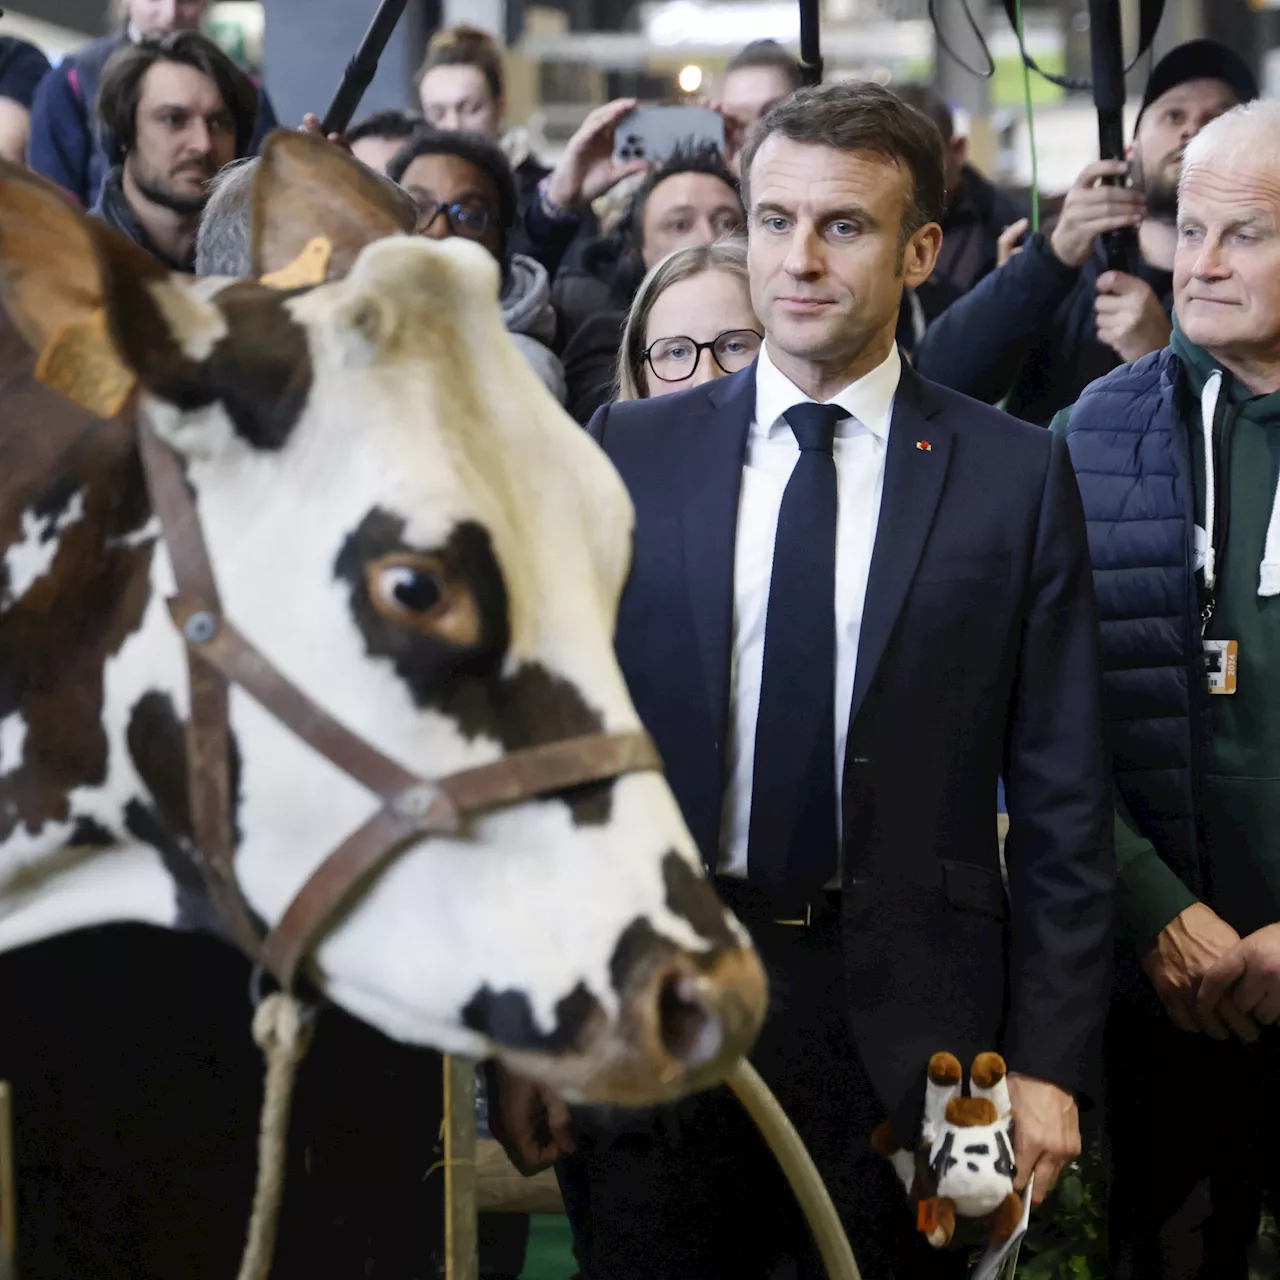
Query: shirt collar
754 341 901 444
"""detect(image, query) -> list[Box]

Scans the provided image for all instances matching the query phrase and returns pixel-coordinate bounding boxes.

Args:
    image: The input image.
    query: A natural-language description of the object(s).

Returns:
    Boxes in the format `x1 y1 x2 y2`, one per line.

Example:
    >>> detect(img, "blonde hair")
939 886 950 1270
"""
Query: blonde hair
616 240 751 402
416 24 505 101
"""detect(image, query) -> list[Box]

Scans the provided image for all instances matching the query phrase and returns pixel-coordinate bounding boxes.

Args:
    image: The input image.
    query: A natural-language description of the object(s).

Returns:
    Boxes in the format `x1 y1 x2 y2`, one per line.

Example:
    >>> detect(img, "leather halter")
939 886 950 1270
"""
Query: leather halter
137 424 662 991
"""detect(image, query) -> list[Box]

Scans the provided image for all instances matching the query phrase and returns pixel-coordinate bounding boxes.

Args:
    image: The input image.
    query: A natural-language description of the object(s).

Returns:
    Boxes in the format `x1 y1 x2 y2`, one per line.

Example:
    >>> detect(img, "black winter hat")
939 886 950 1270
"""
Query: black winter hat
1136 39 1257 128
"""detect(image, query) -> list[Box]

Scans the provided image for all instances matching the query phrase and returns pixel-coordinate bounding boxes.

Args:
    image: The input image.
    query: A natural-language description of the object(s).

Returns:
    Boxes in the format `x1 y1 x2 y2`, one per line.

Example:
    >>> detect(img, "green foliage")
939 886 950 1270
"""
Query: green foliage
1016 1141 1110 1280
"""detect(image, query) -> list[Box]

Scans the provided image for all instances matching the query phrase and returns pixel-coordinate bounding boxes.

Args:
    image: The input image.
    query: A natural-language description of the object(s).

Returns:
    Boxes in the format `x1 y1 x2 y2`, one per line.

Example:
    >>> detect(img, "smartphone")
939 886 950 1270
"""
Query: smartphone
612 105 725 167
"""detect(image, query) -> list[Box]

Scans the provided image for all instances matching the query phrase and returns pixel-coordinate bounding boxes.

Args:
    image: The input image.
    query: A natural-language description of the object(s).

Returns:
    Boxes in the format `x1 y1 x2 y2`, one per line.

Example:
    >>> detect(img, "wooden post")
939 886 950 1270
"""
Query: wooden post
0 1080 14 1272
443 1056 478 1280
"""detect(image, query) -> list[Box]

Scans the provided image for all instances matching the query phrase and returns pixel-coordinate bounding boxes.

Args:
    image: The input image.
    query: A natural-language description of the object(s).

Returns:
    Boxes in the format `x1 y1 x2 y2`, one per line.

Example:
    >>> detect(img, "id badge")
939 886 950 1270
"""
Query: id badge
1204 639 1238 694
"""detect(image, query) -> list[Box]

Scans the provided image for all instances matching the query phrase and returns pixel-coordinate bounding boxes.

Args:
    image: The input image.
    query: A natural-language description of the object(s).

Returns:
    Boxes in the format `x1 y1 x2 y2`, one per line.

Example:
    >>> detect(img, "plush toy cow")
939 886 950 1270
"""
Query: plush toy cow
872 1051 1023 1250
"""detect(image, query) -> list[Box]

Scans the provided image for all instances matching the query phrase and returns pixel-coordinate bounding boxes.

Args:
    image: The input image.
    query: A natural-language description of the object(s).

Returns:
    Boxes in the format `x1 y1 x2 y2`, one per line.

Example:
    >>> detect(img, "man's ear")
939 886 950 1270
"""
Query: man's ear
903 221 944 289
950 135 968 168
252 129 418 283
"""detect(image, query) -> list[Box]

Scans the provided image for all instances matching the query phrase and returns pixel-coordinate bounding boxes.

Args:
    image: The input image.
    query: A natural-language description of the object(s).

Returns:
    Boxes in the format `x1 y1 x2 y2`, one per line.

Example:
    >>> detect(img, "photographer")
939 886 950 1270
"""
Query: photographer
914 40 1255 425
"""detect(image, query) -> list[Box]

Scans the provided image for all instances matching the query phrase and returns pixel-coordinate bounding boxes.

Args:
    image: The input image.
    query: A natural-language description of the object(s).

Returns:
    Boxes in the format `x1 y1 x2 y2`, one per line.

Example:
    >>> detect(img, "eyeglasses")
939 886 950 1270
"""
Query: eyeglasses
414 200 492 240
644 329 763 383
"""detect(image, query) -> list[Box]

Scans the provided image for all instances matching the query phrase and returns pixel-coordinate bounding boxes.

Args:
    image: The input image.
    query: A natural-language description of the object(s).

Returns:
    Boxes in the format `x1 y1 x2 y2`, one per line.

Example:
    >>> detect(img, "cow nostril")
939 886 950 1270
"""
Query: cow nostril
657 972 724 1069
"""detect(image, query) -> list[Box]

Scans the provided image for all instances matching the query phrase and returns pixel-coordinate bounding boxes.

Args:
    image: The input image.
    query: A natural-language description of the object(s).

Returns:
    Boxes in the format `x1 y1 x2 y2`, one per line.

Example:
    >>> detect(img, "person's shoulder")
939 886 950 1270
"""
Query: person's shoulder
912 368 1049 451
0 38 51 109
591 376 728 446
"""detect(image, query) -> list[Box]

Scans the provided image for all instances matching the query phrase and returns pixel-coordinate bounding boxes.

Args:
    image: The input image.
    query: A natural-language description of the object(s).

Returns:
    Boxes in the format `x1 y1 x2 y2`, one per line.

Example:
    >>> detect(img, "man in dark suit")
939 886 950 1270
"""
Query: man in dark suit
491 80 1114 1278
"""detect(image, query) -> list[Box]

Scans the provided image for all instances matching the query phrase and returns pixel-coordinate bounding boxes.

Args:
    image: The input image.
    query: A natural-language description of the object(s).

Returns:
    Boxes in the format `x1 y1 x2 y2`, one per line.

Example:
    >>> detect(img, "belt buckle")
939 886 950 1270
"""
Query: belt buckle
773 903 812 927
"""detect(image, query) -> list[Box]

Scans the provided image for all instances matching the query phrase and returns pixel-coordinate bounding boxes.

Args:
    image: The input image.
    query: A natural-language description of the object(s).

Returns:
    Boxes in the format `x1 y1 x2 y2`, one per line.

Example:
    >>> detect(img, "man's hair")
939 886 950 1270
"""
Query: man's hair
617 239 750 402
415 24 505 100
195 155 257 276
346 108 422 147
739 80 946 241
892 83 955 147
386 127 518 253
624 141 743 255
97 30 259 165
724 39 802 91
1181 98 1280 187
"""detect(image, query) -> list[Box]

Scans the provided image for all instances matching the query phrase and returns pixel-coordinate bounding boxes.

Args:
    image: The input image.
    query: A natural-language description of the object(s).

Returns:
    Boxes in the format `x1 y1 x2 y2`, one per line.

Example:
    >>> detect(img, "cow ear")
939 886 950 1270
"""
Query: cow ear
252 129 417 283
0 163 166 416
0 161 224 419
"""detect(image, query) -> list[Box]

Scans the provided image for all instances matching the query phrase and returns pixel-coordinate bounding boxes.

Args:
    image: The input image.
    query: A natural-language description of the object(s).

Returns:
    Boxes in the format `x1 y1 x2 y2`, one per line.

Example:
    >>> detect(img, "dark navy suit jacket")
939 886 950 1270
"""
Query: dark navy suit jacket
588 360 1115 1119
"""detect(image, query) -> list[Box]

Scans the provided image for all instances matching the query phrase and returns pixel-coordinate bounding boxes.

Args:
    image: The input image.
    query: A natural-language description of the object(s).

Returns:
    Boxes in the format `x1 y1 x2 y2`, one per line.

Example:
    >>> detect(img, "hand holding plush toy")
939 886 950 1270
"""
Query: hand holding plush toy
872 1051 1023 1251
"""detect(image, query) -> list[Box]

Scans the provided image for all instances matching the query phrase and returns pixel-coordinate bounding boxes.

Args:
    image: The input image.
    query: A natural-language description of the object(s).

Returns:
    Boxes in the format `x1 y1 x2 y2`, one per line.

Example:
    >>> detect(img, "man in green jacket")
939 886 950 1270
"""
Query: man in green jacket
1051 100 1280 1277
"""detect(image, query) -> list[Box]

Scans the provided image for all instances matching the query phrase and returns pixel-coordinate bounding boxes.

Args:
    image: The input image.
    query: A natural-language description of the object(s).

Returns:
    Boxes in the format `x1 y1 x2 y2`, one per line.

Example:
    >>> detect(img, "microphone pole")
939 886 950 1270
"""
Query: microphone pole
798 0 823 87
320 0 411 138
1088 0 1137 274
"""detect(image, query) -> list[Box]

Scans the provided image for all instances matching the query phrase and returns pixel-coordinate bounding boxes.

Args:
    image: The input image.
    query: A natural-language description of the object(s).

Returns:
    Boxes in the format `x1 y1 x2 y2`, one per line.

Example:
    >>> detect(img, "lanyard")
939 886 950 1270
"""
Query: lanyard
1199 370 1225 635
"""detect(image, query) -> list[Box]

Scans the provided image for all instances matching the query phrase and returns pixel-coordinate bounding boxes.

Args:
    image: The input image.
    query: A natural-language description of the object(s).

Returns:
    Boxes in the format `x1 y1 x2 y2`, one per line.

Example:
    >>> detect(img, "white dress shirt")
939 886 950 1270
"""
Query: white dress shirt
719 341 902 879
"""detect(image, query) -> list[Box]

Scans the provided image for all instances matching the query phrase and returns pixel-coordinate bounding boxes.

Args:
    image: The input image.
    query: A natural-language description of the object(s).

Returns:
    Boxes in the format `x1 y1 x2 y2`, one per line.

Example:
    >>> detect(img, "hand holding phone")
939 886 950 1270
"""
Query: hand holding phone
611 105 726 167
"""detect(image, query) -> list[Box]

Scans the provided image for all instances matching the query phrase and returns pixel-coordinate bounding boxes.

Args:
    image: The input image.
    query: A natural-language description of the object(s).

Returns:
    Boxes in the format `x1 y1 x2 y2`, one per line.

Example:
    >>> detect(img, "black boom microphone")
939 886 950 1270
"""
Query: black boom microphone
798 0 823 87
320 0 411 138
1088 0 1137 273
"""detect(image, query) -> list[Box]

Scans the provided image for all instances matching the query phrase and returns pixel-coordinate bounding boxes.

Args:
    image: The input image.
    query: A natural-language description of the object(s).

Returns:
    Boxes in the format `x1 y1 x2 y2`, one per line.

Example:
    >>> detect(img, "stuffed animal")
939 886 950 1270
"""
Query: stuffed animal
871 1051 1023 1251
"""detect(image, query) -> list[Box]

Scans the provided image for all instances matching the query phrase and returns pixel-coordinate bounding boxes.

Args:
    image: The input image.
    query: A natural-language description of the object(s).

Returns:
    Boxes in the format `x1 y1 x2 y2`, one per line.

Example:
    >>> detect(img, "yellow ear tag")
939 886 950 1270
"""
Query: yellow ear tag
33 307 136 419
259 236 333 290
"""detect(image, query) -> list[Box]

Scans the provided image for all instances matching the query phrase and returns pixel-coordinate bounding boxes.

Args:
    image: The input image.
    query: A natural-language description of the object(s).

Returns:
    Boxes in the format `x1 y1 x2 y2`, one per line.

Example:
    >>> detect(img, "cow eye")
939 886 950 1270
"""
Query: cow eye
383 563 443 613
364 553 482 647
368 555 448 616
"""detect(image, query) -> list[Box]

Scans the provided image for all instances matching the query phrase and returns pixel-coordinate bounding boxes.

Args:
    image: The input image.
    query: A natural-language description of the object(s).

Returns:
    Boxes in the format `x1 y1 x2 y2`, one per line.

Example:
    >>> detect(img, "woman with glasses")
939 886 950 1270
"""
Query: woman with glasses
617 241 761 401
388 129 566 405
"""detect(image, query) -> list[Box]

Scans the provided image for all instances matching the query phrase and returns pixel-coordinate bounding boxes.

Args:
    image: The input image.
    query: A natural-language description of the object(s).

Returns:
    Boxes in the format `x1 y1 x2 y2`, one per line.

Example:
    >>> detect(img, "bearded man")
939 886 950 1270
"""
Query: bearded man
914 39 1255 425
92 30 259 273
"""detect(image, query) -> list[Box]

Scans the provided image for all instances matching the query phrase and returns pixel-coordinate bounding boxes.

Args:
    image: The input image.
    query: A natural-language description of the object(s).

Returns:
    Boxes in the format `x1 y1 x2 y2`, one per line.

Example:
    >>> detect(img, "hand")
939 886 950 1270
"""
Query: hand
1196 921 1280 1042
997 217 1030 268
1006 1074 1080 1206
545 98 651 212
1141 902 1252 1039
1049 159 1144 268
487 1063 576 1176
703 99 751 178
299 113 350 151
1094 271 1172 363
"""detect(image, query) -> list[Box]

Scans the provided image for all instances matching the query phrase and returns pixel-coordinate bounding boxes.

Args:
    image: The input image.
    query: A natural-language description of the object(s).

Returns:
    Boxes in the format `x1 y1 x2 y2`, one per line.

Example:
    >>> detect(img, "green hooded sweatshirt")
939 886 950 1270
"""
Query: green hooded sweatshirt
1054 325 1280 946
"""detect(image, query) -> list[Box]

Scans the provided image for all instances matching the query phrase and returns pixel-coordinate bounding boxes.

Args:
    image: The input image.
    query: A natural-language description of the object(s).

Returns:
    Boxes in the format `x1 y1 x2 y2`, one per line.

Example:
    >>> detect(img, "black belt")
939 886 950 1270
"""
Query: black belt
713 876 842 929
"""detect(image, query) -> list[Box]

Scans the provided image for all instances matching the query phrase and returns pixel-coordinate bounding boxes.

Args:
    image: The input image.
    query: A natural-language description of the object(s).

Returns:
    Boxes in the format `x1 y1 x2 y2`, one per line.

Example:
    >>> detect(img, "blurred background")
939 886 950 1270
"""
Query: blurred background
2 0 1277 194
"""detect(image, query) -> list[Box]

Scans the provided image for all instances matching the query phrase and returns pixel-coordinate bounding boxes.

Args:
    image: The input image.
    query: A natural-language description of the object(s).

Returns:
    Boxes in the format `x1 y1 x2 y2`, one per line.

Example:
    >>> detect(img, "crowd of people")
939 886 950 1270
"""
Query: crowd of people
2 2 1280 1278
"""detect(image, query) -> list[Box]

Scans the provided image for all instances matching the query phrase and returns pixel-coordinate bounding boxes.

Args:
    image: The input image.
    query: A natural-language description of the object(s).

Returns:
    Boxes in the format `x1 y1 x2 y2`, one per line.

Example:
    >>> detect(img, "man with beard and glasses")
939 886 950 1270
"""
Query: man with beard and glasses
914 40 1255 426
91 30 258 272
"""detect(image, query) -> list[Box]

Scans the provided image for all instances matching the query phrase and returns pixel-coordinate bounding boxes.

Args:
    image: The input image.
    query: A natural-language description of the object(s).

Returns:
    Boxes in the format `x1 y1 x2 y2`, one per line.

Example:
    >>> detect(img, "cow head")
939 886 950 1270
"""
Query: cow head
0 135 765 1105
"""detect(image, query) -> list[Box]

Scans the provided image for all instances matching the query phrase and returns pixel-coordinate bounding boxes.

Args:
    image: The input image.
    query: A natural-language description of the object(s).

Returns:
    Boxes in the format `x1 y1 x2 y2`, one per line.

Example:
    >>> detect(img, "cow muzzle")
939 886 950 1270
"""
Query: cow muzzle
497 935 767 1107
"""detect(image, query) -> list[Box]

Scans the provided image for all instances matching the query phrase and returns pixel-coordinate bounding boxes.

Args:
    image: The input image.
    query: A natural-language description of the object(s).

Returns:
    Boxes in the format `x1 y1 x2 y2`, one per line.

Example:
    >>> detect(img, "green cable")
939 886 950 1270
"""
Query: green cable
1014 0 1040 232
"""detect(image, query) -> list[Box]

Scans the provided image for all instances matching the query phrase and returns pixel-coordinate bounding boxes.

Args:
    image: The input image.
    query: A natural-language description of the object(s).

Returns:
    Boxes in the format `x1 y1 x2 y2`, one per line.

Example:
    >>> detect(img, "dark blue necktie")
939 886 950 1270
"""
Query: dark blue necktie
747 402 843 896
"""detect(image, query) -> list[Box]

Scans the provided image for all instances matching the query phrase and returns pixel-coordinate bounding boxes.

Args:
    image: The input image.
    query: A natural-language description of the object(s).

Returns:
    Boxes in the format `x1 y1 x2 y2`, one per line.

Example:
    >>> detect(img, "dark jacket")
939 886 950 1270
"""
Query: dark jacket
510 151 600 287
1054 348 1206 899
934 163 1027 296
914 231 1173 426
27 31 279 210
588 361 1114 1115
90 166 195 272
0 37 51 110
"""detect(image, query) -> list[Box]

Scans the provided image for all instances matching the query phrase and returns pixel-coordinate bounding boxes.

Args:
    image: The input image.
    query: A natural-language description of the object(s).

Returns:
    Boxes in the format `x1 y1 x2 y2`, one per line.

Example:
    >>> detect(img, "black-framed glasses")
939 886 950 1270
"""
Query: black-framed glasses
414 200 492 240
644 329 763 383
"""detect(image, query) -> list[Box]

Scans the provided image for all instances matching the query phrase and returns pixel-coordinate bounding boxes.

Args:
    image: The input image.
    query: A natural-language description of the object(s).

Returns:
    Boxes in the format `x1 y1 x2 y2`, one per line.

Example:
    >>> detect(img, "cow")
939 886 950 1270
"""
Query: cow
0 134 765 1114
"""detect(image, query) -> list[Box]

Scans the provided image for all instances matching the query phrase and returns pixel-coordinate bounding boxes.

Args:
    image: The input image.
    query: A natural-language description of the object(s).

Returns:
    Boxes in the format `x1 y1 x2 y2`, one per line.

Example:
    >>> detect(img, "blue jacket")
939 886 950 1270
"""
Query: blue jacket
588 361 1114 1115
27 32 279 209
1055 347 1207 896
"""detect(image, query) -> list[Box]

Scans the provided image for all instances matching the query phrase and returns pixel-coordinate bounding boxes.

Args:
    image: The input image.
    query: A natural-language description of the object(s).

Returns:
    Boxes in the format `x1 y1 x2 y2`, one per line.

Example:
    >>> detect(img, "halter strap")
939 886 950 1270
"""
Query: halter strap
138 424 661 988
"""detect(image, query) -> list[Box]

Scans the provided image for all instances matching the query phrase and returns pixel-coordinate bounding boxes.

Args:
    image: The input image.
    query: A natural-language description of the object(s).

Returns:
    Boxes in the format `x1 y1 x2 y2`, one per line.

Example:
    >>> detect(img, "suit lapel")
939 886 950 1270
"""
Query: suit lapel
681 366 755 748
847 365 951 729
